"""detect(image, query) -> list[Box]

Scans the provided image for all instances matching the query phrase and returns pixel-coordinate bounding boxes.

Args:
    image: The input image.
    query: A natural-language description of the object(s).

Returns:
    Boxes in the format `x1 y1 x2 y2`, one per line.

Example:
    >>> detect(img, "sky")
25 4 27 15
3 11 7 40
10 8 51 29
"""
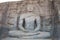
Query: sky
0 0 22 3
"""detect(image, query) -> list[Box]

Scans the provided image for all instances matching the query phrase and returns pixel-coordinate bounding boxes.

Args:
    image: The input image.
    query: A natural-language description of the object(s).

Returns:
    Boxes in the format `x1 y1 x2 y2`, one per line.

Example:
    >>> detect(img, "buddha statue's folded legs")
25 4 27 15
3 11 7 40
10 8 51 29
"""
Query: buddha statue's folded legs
8 30 50 39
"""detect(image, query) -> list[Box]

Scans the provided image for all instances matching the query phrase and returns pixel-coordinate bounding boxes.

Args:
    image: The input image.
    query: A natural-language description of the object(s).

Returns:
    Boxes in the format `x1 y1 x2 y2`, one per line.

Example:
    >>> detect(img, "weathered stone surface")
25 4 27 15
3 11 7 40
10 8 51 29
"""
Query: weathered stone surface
42 18 52 32
6 10 18 30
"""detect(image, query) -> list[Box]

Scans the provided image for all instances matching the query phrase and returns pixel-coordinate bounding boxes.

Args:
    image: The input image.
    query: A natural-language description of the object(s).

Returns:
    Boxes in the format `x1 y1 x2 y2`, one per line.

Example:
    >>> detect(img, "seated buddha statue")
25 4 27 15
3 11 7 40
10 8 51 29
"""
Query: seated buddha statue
8 14 51 39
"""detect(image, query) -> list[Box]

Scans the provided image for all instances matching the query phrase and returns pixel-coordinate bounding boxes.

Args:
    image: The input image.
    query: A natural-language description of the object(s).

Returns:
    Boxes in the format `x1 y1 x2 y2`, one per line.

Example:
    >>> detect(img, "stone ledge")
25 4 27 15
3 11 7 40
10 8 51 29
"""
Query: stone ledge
2 37 52 40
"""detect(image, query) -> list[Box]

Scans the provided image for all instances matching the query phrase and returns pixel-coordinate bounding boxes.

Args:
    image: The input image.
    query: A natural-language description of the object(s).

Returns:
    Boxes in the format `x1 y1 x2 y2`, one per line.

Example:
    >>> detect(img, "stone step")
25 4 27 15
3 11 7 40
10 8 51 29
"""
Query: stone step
2 37 52 40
